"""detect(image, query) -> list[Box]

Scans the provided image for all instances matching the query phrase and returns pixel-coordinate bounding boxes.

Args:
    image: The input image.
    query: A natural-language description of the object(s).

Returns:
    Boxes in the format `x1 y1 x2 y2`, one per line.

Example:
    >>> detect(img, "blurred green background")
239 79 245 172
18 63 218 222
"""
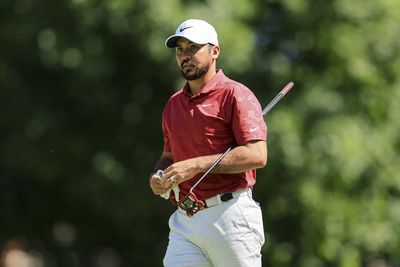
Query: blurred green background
1 0 400 266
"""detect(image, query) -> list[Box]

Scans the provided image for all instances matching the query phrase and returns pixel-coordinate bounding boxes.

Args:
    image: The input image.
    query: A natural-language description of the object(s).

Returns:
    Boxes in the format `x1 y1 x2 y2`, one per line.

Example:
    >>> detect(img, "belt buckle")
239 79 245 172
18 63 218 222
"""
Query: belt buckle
177 191 205 217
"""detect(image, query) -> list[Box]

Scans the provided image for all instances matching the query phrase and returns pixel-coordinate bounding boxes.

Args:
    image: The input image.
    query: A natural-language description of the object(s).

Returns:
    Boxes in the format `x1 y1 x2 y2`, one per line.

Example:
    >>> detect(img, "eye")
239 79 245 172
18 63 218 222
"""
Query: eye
189 44 199 52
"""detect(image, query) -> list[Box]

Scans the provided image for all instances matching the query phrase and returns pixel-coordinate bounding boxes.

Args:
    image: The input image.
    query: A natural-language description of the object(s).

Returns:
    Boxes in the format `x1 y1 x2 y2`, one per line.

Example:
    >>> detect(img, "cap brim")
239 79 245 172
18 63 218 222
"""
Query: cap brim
165 34 211 48
165 35 180 48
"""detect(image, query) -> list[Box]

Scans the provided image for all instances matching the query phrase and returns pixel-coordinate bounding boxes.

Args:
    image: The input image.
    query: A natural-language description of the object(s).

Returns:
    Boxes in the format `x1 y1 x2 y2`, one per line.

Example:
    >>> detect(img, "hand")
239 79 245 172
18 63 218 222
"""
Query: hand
161 158 200 187
149 173 173 195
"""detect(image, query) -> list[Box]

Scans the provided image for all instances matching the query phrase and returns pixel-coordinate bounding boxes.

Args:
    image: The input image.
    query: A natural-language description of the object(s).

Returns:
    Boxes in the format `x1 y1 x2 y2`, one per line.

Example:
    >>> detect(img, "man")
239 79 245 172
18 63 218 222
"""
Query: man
149 19 267 267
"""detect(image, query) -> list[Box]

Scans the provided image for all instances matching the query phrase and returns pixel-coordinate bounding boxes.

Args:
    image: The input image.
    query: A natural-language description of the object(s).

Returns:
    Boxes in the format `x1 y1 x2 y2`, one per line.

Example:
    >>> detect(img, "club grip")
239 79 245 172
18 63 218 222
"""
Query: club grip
281 81 294 95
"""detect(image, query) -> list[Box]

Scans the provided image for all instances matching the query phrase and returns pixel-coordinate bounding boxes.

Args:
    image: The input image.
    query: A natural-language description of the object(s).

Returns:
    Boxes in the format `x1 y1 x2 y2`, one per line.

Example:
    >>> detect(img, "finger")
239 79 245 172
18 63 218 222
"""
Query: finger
150 175 162 184
162 175 175 187
160 173 174 185
162 165 177 180
153 182 171 194
170 177 182 190
163 165 172 173
161 171 172 182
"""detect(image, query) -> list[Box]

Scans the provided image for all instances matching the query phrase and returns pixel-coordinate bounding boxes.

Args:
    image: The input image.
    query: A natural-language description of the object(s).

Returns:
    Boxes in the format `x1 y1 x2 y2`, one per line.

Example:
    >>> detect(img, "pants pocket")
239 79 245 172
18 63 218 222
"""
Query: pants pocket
237 197 265 247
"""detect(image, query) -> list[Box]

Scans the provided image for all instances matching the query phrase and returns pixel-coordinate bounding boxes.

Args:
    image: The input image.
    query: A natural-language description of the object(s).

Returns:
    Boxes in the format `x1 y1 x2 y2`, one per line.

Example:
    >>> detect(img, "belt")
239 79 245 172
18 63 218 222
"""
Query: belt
204 188 251 208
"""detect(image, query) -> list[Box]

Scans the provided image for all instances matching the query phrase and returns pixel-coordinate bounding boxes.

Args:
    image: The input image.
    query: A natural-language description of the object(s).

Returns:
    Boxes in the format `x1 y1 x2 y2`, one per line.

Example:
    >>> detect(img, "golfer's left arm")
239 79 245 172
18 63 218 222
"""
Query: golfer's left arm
162 140 267 186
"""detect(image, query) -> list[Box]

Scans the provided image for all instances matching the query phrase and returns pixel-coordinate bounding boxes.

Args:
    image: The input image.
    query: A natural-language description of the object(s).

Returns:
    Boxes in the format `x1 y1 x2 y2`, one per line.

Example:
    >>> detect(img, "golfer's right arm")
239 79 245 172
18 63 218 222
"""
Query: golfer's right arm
149 151 174 195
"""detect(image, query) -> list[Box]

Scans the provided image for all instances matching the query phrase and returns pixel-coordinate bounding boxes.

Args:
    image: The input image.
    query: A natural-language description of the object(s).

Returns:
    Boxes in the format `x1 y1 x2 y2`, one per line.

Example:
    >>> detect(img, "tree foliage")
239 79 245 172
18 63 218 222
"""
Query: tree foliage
1 0 399 266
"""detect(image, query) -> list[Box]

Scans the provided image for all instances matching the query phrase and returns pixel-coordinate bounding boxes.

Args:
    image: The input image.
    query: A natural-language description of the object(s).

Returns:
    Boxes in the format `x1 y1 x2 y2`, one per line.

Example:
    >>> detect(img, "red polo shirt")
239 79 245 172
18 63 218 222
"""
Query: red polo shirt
162 70 267 202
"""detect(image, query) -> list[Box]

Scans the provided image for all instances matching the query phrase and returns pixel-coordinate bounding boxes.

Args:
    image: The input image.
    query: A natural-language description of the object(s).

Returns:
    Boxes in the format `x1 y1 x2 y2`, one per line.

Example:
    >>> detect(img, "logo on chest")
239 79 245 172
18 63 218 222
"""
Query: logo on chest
197 102 219 117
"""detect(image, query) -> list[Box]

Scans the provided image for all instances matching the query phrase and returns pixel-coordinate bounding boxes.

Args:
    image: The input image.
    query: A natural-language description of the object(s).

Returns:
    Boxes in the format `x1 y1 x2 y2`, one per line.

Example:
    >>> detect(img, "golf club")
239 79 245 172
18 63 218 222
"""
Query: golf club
177 81 295 216
190 81 295 191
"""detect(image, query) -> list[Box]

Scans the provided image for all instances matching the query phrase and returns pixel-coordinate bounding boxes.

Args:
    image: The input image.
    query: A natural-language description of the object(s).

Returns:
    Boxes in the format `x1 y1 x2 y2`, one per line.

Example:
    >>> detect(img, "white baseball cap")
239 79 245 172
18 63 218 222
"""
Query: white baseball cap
165 19 219 48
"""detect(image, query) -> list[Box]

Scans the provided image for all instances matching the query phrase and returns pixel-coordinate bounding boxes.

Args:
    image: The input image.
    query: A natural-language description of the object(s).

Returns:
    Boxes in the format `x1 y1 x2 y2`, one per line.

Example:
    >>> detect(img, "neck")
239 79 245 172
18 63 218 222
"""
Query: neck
188 68 217 94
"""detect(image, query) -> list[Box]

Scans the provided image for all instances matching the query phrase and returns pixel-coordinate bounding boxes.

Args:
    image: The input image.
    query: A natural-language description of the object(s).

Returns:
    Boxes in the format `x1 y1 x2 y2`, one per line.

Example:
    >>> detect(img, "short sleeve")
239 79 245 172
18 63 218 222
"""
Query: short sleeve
230 85 267 144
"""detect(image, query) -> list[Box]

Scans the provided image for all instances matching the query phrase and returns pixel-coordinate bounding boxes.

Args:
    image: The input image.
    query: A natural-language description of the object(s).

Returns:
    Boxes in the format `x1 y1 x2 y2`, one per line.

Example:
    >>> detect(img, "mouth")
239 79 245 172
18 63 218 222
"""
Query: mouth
181 61 196 71
182 66 194 73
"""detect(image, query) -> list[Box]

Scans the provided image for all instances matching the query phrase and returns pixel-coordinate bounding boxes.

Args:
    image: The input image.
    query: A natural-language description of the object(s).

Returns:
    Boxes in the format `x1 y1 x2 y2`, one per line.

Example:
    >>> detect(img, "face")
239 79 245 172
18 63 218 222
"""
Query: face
175 38 219 81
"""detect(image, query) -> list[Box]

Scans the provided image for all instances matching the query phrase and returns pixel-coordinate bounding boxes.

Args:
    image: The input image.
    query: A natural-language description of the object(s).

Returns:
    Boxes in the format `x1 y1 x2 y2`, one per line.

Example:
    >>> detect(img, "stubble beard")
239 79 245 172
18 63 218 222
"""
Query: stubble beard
180 62 209 81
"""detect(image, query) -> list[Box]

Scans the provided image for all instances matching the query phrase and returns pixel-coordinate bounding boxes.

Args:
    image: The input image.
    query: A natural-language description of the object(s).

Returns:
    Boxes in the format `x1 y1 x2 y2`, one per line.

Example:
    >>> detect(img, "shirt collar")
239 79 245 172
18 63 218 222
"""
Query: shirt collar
182 69 225 99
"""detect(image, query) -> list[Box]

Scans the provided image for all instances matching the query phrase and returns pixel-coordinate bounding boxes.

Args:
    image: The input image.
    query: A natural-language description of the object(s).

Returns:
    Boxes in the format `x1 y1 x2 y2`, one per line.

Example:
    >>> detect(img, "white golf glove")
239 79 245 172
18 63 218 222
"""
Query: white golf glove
155 170 180 202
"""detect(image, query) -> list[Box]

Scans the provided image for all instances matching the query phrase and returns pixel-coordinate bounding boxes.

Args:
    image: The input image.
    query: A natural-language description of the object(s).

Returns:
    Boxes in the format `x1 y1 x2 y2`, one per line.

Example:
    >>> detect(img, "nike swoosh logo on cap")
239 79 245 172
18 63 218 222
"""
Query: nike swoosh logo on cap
179 26 193 32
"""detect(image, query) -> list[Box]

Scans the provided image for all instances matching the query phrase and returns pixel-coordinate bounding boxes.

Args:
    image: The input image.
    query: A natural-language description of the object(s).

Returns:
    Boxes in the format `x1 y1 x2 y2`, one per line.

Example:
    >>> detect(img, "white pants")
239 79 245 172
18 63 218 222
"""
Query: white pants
163 189 265 267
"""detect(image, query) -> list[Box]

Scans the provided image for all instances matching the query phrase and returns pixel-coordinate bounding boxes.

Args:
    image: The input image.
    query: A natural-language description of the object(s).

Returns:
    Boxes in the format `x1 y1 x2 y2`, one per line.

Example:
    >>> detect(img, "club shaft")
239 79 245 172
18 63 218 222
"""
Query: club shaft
190 147 232 192
262 81 294 115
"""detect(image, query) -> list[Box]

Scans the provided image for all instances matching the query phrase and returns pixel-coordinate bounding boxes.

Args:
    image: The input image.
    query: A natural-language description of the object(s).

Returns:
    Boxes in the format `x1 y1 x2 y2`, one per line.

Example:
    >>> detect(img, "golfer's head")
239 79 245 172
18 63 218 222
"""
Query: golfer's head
166 19 220 81
165 19 219 48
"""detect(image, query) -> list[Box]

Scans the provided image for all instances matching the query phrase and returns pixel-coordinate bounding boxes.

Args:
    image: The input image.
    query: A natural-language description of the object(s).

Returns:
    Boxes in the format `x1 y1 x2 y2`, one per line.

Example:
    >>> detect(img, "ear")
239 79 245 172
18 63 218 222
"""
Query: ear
212 45 220 60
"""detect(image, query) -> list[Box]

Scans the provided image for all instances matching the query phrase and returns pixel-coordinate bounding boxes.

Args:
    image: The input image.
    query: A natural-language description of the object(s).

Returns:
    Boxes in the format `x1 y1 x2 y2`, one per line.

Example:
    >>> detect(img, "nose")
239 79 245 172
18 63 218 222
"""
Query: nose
180 48 193 58
178 52 191 64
